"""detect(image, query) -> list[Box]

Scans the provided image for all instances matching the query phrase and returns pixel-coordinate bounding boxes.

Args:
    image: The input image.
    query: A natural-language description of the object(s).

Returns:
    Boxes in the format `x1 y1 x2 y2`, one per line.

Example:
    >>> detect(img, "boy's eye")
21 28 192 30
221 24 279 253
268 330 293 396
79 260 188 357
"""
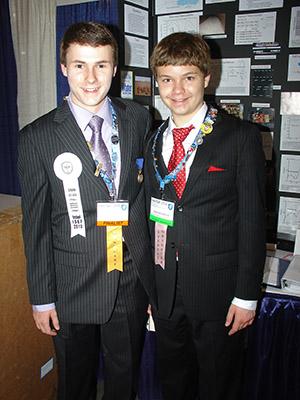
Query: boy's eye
75 64 84 69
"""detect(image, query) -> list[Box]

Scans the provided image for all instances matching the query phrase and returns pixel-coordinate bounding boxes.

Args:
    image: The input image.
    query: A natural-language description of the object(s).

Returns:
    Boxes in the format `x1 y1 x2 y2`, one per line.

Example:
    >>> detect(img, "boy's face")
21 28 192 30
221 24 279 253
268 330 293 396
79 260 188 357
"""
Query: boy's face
61 43 117 113
156 64 210 126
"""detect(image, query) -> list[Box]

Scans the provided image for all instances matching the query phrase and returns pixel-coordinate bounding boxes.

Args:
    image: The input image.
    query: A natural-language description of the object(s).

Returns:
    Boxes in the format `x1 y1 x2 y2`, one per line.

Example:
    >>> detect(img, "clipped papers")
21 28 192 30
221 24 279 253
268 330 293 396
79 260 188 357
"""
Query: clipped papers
281 255 300 295
263 252 290 287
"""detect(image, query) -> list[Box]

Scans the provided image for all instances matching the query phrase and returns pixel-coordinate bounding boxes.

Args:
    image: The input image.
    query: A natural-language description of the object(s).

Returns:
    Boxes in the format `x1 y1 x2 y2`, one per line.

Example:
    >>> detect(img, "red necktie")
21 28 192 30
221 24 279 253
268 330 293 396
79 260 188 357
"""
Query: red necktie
168 124 194 199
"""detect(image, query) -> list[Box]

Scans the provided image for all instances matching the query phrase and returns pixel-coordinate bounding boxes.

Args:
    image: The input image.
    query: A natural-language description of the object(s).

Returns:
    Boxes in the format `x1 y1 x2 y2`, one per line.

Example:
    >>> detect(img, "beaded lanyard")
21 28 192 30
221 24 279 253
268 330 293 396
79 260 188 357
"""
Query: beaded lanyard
152 106 218 195
94 97 119 200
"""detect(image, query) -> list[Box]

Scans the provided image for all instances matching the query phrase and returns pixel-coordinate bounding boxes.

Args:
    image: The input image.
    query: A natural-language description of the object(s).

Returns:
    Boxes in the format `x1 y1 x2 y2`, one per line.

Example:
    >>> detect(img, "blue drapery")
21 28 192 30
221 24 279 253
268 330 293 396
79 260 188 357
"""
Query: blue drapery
56 0 119 105
244 293 300 400
136 293 300 400
0 0 20 195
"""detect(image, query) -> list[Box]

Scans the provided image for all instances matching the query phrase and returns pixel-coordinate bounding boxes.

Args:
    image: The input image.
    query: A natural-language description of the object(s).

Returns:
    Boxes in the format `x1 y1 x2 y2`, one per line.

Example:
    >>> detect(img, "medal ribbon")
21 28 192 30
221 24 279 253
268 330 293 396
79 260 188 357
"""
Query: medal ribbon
106 226 123 272
155 222 168 269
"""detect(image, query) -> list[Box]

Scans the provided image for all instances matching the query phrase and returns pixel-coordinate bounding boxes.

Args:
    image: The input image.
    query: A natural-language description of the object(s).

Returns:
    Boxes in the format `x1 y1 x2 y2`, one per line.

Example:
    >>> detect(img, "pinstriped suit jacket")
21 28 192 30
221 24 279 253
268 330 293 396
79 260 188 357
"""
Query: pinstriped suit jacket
18 98 156 324
145 109 266 320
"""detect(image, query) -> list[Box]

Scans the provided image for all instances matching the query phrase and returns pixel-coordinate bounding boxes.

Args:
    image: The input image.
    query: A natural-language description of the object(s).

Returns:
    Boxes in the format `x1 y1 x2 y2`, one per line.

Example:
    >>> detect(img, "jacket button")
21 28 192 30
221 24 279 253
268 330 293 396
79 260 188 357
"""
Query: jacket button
177 205 183 212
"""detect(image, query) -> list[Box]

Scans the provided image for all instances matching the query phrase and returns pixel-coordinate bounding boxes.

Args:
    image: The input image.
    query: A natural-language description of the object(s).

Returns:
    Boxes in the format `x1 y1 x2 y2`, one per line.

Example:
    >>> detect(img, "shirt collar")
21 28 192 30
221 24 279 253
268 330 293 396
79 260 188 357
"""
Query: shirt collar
166 102 208 136
66 95 112 132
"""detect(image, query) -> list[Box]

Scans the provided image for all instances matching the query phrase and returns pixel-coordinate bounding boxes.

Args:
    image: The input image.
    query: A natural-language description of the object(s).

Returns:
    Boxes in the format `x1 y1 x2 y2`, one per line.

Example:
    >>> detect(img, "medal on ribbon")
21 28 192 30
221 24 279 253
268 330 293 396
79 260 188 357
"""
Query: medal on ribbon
136 157 144 183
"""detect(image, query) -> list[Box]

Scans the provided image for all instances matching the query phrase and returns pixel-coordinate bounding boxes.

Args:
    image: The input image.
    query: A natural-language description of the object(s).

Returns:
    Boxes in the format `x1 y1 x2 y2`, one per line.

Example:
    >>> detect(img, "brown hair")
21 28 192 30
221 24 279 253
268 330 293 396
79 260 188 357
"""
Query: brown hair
150 32 210 77
60 22 118 66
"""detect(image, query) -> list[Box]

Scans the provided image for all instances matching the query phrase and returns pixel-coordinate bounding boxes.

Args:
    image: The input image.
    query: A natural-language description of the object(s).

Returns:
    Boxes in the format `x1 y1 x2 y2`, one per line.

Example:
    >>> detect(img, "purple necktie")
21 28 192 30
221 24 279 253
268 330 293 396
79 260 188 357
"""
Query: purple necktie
89 115 112 177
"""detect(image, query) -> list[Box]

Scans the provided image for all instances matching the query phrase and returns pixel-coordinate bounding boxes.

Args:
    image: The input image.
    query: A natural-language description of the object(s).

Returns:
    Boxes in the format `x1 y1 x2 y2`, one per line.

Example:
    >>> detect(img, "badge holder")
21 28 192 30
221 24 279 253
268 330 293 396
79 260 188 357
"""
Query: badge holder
150 197 175 269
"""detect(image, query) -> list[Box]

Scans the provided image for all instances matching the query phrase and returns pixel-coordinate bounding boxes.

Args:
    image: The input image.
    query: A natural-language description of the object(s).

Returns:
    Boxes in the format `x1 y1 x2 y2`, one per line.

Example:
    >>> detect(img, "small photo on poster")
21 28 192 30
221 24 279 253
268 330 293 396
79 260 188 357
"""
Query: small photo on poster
121 70 133 99
248 107 275 130
281 92 300 115
219 102 244 119
199 14 226 37
134 76 151 96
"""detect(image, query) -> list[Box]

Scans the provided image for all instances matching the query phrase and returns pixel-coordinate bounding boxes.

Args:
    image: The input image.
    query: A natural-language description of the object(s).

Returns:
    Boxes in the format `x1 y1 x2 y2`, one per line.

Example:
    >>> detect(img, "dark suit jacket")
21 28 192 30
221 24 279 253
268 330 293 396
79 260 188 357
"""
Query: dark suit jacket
145 109 266 320
18 98 156 324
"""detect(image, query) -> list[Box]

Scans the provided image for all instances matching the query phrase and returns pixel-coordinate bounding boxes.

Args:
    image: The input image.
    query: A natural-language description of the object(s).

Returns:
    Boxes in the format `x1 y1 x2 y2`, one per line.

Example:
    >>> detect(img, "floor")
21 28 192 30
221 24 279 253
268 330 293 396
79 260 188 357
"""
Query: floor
96 382 139 399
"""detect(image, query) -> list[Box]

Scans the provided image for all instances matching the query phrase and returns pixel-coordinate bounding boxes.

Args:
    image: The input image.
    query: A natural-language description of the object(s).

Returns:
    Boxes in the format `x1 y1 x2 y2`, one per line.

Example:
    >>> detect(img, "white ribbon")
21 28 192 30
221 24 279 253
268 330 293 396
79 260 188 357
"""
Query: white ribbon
54 153 86 238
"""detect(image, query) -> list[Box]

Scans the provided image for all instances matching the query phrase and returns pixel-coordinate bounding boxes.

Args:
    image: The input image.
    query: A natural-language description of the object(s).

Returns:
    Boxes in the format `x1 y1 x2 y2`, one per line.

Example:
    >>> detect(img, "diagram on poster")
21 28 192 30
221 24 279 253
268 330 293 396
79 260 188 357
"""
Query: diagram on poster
280 115 300 152
279 155 300 194
278 196 300 238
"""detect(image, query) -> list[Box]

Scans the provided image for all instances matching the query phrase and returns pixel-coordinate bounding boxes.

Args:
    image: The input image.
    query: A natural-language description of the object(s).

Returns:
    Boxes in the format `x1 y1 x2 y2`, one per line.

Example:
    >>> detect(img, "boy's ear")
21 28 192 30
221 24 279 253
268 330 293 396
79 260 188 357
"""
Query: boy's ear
204 74 210 88
61 64 67 77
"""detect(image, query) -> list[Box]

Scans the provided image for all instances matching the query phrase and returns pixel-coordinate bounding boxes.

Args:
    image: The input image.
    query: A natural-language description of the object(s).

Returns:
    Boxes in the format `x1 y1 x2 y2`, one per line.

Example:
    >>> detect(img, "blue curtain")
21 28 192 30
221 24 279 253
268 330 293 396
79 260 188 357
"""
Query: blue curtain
56 0 119 105
0 0 20 195
244 293 300 400
136 294 300 400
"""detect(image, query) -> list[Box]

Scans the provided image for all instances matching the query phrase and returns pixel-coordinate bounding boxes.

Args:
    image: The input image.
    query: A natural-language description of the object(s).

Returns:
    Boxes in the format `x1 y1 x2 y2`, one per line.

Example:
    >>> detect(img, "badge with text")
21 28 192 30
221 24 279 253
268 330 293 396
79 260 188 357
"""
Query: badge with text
53 152 86 238
97 201 129 273
149 197 175 227
97 201 129 226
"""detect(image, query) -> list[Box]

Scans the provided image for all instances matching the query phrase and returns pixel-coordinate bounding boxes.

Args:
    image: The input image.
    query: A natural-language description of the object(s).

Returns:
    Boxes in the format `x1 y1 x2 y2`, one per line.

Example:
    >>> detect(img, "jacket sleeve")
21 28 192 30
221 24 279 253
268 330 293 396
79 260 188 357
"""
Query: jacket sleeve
17 124 57 305
235 123 266 300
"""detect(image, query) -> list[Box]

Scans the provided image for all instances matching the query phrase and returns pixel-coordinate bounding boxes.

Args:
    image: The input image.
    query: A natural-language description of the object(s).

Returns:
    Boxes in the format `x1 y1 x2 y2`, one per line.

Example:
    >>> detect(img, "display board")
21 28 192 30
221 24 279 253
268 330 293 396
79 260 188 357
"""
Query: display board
118 1 153 108
147 0 300 249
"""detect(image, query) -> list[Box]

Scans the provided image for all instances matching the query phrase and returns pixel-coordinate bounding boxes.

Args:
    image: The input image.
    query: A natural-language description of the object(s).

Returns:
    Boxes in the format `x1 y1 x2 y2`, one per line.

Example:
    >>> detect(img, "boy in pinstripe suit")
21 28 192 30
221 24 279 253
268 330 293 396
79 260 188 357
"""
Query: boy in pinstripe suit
18 22 156 400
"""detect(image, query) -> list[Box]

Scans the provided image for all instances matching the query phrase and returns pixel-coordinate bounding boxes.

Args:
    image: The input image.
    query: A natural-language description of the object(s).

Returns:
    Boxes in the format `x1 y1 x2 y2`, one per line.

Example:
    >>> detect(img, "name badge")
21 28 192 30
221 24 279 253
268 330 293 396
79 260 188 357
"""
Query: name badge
150 197 175 227
97 201 129 226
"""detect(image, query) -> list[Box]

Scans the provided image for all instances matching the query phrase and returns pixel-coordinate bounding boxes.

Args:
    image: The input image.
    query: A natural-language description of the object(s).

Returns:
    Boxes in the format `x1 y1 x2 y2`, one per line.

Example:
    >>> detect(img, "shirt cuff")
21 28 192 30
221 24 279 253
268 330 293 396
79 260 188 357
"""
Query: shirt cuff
232 297 257 311
32 303 56 312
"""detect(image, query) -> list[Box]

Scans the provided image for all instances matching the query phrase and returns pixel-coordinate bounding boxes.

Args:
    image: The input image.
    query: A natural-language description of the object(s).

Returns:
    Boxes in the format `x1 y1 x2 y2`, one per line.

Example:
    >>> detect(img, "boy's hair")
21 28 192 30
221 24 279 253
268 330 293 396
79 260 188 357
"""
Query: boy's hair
60 22 118 66
150 32 210 77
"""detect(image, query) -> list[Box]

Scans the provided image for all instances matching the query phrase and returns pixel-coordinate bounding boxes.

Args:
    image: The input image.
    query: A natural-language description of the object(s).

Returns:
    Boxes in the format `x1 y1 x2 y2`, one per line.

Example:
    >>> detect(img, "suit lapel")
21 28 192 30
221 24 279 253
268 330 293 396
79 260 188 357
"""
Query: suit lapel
152 119 177 200
156 120 169 174
53 101 109 196
111 99 133 198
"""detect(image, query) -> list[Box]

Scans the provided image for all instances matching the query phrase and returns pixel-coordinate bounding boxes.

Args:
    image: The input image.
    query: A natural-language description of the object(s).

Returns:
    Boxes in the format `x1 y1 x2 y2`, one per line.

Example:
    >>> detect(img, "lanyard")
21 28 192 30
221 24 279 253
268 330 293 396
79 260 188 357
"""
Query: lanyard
96 98 119 200
152 106 218 196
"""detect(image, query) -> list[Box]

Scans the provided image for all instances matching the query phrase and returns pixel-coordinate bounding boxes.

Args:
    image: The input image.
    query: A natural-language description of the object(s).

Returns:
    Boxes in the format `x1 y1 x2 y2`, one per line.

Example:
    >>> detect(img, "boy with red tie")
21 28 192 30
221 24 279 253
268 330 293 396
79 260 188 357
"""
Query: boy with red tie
145 32 266 400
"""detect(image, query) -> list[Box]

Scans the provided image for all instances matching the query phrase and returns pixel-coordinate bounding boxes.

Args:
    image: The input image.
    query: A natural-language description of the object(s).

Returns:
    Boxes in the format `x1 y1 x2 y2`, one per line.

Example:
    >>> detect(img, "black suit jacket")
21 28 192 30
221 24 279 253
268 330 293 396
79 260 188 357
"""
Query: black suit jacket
18 98 156 324
145 109 266 320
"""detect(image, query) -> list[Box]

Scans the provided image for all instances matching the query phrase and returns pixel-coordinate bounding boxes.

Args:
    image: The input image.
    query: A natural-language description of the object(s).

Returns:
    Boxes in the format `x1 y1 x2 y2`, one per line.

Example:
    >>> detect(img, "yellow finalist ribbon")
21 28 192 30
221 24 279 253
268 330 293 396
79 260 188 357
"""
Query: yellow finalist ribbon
106 225 123 272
